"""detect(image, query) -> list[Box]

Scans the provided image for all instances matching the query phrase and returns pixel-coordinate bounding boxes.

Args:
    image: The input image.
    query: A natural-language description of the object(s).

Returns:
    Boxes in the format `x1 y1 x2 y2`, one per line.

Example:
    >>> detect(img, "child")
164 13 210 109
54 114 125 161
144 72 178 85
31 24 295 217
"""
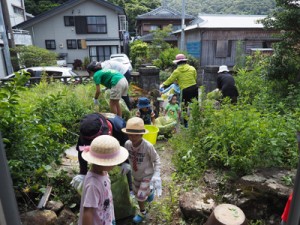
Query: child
122 117 162 223
164 94 181 122
136 97 155 125
78 135 129 225
71 113 133 195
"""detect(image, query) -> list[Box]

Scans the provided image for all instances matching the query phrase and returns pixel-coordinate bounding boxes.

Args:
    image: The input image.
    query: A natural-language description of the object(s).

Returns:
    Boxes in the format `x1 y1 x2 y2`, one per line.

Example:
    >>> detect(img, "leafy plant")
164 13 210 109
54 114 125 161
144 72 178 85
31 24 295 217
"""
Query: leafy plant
130 40 149 68
10 45 57 69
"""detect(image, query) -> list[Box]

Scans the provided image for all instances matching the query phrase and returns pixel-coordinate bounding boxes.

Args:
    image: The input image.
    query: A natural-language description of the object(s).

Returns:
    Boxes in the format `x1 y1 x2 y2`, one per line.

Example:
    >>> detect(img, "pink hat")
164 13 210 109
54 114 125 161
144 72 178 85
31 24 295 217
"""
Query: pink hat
173 54 188 64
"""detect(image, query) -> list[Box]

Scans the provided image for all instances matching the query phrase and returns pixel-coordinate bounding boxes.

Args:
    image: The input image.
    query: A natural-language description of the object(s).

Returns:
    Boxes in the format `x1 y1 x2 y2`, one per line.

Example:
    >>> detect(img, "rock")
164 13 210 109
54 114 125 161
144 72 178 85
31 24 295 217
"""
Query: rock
46 200 64 213
56 208 77 225
179 190 215 220
20 209 57 225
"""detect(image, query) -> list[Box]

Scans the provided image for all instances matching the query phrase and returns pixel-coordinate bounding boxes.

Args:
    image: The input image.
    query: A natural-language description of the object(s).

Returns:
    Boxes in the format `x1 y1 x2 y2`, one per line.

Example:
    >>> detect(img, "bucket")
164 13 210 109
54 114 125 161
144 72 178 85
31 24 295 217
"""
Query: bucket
143 125 159 145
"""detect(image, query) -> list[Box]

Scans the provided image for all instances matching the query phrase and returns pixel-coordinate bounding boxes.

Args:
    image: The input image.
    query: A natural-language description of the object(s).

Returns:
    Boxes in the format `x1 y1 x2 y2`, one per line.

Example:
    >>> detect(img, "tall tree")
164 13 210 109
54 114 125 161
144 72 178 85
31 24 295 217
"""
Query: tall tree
262 0 300 83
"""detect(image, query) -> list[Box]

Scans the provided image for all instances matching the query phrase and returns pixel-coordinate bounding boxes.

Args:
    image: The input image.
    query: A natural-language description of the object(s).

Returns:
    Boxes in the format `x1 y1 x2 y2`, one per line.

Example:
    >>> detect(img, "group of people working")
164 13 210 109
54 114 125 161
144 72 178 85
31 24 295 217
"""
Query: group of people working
71 54 240 225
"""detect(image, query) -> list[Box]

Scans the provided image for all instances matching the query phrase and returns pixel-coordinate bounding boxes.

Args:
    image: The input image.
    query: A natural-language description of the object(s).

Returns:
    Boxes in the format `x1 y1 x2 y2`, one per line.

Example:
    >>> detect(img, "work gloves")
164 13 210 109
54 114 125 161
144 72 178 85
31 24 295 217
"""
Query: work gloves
121 162 131 175
70 174 85 195
93 98 99 105
151 171 162 197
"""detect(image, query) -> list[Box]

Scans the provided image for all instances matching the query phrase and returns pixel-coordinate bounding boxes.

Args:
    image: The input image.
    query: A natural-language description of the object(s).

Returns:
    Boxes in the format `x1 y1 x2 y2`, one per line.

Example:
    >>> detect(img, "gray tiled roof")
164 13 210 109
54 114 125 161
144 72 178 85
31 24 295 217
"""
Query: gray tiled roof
136 6 194 20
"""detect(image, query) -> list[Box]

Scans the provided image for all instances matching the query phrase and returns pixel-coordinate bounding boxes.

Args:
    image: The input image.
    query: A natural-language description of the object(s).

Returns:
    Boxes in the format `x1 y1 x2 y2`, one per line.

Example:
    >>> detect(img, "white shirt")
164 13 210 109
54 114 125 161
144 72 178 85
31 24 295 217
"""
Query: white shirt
101 60 129 75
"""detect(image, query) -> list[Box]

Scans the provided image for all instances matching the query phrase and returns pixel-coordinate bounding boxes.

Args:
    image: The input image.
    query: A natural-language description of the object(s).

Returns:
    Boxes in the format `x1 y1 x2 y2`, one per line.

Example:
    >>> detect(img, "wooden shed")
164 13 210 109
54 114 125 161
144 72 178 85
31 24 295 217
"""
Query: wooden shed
174 14 280 69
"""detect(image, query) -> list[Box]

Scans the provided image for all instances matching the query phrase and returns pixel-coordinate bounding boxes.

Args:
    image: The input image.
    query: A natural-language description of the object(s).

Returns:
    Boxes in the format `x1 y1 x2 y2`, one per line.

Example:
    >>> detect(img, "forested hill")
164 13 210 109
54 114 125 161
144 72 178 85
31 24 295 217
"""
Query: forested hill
24 0 277 32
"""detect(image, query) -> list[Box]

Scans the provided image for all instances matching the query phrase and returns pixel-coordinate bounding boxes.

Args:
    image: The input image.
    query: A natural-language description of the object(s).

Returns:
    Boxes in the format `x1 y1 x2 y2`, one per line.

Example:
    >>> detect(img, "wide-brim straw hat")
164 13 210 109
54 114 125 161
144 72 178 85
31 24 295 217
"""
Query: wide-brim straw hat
82 135 128 166
218 65 229 73
122 117 149 135
173 53 188 64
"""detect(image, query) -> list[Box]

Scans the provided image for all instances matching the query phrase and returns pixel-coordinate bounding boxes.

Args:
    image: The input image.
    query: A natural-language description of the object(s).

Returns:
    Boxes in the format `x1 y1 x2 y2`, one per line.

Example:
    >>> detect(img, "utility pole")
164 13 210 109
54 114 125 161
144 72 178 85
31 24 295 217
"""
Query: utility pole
0 0 14 75
0 0 15 48
180 0 186 51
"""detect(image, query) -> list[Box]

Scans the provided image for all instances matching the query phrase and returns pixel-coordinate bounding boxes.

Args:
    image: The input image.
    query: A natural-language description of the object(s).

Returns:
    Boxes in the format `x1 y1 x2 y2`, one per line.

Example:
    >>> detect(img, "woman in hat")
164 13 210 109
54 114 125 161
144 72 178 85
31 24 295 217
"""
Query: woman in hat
122 117 162 224
87 61 128 117
135 97 156 125
160 53 198 106
78 135 128 225
217 65 239 104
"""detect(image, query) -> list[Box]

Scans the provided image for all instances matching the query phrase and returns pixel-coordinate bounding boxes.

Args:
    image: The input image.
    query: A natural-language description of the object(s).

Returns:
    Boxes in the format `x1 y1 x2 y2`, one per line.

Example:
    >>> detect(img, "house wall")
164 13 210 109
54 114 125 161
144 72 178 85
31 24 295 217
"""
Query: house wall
183 29 278 68
138 19 182 36
25 1 122 66
8 0 26 26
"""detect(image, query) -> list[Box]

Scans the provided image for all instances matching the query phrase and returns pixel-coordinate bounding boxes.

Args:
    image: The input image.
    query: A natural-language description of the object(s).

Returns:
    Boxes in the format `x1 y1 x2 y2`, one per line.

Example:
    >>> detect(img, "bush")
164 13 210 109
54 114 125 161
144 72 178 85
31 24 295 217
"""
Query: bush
10 45 57 69
170 55 300 179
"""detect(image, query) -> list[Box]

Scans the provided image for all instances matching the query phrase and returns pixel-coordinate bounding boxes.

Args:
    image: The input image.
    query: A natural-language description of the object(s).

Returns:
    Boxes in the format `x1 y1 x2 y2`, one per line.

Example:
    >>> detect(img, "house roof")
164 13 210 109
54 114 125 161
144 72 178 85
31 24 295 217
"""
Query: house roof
13 0 125 29
174 14 267 33
136 5 194 20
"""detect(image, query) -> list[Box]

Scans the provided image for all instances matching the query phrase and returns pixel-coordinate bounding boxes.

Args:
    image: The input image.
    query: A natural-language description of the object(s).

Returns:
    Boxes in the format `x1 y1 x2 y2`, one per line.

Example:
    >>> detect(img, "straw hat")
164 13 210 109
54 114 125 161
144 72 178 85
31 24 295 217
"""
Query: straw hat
122 117 149 134
81 135 128 166
218 65 229 73
173 54 188 64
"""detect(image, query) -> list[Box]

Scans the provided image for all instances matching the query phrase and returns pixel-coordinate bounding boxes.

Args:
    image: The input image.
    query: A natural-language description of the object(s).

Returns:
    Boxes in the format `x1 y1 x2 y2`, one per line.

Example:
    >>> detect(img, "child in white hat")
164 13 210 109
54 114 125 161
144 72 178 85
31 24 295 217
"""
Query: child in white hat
78 135 129 225
122 117 161 224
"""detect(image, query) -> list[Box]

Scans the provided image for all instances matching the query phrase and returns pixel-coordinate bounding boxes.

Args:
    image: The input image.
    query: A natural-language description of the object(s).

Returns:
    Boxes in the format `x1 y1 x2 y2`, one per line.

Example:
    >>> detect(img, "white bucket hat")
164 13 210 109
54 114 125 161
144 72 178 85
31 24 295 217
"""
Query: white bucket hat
81 135 128 166
122 117 149 135
218 65 229 73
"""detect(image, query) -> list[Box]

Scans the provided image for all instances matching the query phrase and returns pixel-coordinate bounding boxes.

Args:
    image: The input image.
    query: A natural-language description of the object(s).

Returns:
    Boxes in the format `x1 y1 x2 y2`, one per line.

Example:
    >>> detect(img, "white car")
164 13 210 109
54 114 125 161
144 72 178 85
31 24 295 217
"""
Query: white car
110 53 133 72
2 66 79 83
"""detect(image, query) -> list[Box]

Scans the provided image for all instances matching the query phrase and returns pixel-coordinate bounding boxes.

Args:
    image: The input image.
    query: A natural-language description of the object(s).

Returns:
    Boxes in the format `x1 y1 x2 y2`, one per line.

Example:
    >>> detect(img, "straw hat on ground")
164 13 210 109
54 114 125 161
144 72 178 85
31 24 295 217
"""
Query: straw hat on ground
122 117 148 135
81 135 128 166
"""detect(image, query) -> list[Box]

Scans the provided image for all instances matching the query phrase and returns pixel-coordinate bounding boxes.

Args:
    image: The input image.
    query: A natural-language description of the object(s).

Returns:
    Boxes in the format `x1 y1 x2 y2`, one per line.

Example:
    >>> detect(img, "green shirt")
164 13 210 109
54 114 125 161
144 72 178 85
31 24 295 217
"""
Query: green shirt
93 69 124 88
165 103 180 120
163 64 197 90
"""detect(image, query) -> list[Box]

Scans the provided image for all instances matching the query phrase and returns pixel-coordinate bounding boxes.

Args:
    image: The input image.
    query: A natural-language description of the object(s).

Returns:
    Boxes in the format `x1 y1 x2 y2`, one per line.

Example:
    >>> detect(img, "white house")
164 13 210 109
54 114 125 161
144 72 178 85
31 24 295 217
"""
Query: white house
14 0 128 67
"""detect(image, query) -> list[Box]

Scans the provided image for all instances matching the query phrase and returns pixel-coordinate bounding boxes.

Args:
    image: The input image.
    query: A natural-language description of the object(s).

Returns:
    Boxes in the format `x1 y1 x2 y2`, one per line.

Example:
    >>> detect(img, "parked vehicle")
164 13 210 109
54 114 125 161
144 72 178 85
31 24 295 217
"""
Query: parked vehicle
2 66 80 84
110 53 133 71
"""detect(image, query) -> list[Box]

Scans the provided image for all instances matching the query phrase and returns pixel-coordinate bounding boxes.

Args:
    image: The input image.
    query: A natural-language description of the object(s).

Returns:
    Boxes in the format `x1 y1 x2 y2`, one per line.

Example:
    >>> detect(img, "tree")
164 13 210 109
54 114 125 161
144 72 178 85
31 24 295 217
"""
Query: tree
148 25 172 61
261 0 300 83
10 45 58 69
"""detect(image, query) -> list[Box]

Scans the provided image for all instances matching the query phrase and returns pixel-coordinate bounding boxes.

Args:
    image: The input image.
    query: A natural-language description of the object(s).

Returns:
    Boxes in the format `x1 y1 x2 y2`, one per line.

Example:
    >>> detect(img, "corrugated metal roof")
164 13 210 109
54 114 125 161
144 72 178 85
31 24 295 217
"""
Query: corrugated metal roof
174 14 267 32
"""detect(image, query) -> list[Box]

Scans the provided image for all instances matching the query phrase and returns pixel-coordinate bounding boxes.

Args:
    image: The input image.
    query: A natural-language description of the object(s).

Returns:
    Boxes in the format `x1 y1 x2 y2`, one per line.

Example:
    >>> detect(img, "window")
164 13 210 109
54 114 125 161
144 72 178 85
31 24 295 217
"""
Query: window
77 40 82 49
216 40 232 58
64 16 74 26
67 39 77 49
45 40 56 50
119 15 127 31
13 6 24 15
89 46 118 62
75 16 107 34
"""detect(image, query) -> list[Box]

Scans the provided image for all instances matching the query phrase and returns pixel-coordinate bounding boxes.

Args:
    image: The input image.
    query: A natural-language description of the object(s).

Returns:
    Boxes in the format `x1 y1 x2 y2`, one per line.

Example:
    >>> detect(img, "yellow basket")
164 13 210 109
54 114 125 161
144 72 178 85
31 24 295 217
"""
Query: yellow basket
143 125 159 145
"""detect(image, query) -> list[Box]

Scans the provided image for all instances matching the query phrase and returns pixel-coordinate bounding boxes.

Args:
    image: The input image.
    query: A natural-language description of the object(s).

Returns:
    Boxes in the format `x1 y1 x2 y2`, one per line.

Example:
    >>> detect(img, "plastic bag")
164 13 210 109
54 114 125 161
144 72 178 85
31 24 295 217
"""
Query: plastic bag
110 167 135 220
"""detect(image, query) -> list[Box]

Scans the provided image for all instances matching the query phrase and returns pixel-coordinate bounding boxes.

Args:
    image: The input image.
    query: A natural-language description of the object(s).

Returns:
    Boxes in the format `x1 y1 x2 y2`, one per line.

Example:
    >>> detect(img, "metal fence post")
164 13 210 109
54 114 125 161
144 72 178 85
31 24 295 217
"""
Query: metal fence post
0 132 22 225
